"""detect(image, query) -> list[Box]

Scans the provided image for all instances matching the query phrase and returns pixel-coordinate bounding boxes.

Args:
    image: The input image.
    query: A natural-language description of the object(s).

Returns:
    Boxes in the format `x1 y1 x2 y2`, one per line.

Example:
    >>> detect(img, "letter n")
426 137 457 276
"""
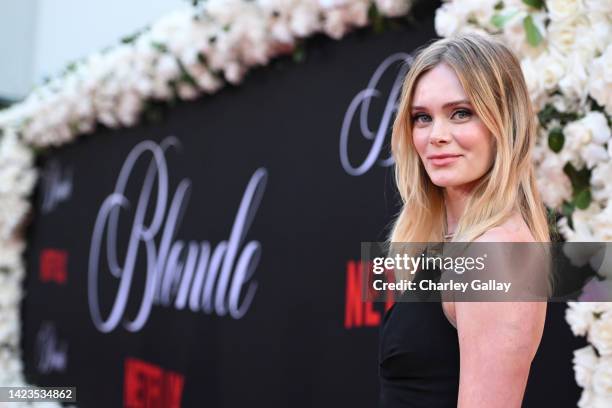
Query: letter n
345 260 363 329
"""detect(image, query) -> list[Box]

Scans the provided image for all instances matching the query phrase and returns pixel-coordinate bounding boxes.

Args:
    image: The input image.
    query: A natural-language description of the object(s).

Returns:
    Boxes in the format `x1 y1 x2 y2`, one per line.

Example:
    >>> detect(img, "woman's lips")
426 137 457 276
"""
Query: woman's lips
428 155 461 166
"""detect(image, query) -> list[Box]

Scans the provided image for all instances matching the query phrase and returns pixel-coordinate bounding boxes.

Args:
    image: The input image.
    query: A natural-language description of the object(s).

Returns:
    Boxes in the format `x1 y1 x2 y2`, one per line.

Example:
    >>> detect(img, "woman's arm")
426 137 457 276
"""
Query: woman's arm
454 223 546 407
455 301 546 407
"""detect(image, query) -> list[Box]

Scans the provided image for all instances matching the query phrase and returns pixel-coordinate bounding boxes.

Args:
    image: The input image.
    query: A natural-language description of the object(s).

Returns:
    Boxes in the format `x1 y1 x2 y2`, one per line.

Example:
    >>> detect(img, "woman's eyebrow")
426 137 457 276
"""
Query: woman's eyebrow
411 100 471 111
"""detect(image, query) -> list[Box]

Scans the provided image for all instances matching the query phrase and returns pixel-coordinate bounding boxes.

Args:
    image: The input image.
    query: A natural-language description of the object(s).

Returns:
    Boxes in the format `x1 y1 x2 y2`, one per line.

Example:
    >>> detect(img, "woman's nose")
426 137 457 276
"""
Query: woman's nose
430 120 451 145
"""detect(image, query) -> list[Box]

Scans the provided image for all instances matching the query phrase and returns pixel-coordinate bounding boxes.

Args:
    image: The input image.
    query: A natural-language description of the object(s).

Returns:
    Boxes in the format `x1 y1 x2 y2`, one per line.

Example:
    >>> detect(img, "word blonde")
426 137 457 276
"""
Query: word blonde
372 253 487 275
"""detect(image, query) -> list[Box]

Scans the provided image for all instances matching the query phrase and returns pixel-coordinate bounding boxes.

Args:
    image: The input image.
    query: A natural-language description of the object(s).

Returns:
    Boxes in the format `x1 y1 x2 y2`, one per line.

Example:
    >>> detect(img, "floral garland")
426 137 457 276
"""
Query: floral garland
0 0 416 406
435 0 612 406
0 0 610 405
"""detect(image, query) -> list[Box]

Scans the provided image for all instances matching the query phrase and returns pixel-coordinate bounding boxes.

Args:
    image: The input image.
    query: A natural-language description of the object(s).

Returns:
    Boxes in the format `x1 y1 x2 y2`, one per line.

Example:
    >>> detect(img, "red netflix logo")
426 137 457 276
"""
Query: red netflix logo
39 249 68 284
124 358 185 408
344 260 393 329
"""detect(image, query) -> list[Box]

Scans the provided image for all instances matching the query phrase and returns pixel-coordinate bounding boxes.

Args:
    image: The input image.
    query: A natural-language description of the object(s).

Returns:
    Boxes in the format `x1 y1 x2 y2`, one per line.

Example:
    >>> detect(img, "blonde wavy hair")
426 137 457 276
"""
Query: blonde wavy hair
389 33 550 244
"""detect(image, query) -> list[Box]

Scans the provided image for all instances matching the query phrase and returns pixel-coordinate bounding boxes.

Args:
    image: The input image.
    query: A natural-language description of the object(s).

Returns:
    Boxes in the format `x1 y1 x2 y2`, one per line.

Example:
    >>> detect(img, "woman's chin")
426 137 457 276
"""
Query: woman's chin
429 177 468 188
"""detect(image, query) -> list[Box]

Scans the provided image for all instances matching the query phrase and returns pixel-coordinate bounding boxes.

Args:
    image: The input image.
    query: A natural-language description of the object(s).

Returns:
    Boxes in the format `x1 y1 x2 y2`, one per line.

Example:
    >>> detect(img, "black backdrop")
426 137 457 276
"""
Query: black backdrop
22 3 585 407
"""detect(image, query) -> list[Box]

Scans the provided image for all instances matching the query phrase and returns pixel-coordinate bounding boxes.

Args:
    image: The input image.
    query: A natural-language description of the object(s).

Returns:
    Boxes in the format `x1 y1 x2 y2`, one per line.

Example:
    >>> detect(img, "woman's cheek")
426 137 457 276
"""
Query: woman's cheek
412 129 428 157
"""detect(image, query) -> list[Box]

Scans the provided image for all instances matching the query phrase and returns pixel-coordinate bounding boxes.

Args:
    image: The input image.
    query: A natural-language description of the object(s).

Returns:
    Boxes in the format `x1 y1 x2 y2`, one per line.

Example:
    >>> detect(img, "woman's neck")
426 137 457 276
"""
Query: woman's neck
443 184 475 234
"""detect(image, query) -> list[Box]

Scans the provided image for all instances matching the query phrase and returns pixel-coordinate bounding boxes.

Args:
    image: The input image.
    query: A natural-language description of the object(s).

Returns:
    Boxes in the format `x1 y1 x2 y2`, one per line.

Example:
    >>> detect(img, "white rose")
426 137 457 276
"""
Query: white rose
559 203 601 242
345 0 370 27
578 388 594 408
548 16 590 56
177 83 200 100
323 9 349 39
593 354 612 397
585 0 612 14
536 50 565 91
592 394 612 408
588 44 612 116
435 3 462 38
375 0 411 18
547 0 586 22
318 0 349 8
591 161 612 205
503 10 546 59
589 312 612 356
559 52 590 103
566 301 597 336
583 144 609 169
574 345 599 388
582 112 611 145
223 61 246 85
561 112 610 169
593 205 612 242
535 152 572 208
290 2 322 37
520 57 546 110
584 11 612 55
579 278 612 302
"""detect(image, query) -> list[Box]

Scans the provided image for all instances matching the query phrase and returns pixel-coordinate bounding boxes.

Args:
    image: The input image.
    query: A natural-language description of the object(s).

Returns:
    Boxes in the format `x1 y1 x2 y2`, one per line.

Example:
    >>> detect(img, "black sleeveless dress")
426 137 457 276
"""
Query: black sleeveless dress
378 262 460 407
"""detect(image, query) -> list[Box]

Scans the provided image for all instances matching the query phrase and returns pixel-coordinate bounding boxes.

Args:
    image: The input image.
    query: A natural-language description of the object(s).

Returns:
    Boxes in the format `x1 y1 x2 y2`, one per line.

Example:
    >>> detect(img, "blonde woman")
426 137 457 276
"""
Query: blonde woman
379 33 550 407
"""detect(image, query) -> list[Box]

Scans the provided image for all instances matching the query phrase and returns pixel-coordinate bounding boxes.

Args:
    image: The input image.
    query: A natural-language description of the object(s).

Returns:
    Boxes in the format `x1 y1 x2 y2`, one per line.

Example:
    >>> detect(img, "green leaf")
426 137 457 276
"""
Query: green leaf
537 103 557 126
573 189 591 210
292 44 305 63
490 10 519 29
151 42 168 52
522 0 544 9
563 162 591 191
561 201 575 230
548 128 564 153
523 15 543 47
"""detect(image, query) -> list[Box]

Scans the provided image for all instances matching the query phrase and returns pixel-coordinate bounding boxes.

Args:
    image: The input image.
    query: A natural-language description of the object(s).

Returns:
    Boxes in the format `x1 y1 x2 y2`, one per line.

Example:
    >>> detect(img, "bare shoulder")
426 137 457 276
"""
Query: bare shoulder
475 212 535 243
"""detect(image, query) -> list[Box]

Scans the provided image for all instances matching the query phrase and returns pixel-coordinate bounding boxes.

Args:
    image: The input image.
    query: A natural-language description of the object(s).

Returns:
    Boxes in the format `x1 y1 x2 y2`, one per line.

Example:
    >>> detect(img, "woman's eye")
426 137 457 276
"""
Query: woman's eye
412 113 431 124
453 109 472 120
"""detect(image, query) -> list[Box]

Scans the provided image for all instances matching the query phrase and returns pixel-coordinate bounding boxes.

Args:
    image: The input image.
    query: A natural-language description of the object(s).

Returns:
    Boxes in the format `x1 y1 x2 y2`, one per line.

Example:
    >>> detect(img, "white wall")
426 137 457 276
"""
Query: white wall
0 0 38 100
0 0 186 100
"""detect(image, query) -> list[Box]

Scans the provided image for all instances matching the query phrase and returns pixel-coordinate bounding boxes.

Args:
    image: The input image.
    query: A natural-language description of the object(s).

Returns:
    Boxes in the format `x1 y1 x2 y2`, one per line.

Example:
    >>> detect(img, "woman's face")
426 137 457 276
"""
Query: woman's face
410 63 495 189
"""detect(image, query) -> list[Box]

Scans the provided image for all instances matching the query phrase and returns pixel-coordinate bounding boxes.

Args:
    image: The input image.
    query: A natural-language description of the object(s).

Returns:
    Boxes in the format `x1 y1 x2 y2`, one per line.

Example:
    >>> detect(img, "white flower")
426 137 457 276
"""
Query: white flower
579 278 612 302
536 50 565 92
558 52 589 103
562 112 611 169
585 0 612 14
0 305 20 347
290 2 322 37
547 0 586 22
578 388 594 408
592 205 612 242
559 203 601 242
566 301 597 336
435 2 462 38
375 0 412 18
502 10 546 59
548 16 590 56
590 312 612 356
520 57 546 111
593 354 612 397
574 345 599 388
592 161 612 205
592 394 612 408
323 9 350 39
535 150 572 208
588 44 612 116
584 11 612 55
583 144 609 169
223 61 246 84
